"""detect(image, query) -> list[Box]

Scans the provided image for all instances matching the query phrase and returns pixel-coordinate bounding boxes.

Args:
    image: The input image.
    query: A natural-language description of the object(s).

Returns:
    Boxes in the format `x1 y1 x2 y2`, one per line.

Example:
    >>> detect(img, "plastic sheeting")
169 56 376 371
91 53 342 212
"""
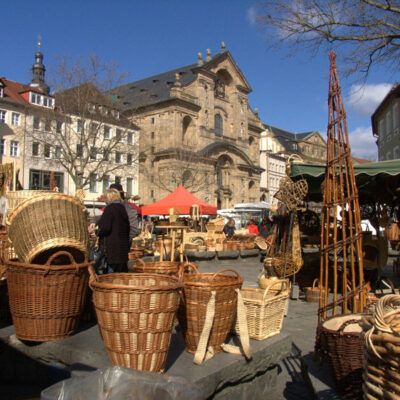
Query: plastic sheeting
41 366 204 400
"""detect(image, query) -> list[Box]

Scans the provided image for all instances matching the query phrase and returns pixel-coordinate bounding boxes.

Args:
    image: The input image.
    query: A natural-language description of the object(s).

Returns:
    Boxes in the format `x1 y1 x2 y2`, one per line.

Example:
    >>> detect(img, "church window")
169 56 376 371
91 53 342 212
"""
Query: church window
215 79 225 98
215 114 223 136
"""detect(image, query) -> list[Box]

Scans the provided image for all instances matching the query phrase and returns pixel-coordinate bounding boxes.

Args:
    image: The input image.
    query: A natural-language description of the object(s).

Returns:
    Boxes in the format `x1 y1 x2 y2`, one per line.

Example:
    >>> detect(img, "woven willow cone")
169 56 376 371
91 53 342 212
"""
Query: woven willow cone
89 266 183 373
7 193 89 264
5 251 90 341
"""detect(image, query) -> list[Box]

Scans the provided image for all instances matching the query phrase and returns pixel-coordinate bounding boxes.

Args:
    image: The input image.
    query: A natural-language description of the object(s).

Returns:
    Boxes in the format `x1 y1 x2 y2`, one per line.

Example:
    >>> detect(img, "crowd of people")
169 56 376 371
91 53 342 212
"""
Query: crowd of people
223 216 273 239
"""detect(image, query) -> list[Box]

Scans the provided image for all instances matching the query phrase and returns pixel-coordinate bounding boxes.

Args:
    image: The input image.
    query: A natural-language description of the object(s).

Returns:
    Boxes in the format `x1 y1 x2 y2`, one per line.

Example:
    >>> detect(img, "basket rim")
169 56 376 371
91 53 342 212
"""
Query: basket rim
7 192 86 224
319 313 366 335
90 272 183 291
5 258 92 271
183 273 243 288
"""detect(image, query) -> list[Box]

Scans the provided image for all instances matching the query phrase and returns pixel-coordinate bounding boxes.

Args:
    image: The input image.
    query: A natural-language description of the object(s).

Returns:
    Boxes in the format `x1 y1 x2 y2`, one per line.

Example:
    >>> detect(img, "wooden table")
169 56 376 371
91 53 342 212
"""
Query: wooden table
156 225 189 261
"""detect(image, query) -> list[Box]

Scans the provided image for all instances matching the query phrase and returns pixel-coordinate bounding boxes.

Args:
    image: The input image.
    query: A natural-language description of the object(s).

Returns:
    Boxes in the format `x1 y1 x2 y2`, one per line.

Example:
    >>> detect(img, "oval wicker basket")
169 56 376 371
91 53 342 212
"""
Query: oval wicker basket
304 279 329 302
89 267 182 372
7 193 89 264
178 266 243 355
5 251 90 341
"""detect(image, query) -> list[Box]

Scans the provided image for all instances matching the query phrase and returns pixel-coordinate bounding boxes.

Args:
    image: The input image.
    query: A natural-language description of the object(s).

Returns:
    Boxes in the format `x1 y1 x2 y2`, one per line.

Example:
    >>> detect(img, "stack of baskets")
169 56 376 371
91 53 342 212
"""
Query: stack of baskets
233 279 289 340
316 314 366 399
6 251 90 341
363 294 400 400
89 266 182 372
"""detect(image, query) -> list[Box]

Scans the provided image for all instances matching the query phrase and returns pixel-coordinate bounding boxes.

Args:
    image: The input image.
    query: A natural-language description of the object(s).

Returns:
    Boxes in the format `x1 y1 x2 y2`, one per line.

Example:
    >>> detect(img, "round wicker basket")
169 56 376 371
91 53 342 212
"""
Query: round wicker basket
7 193 89 264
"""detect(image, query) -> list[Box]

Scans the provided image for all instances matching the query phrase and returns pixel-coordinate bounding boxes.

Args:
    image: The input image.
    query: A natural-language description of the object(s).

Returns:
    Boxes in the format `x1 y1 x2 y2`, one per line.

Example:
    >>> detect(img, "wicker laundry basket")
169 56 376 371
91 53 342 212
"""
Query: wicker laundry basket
177 267 243 357
89 266 182 372
7 192 89 264
317 314 365 399
233 279 289 340
363 295 400 400
5 251 90 341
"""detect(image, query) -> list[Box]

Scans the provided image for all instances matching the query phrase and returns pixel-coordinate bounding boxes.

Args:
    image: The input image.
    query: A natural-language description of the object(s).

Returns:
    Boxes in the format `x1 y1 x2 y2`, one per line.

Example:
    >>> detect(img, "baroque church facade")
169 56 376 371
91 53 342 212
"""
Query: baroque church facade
110 44 263 208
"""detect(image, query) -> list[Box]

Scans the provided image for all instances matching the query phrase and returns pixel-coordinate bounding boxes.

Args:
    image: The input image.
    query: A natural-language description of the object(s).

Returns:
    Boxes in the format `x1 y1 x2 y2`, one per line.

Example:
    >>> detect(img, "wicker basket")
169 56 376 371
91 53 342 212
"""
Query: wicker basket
133 257 197 277
317 314 365 399
7 193 89 264
178 267 243 356
233 279 289 340
304 279 329 303
363 295 400 400
0 267 11 322
89 267 182 372
6 190 53 216
5 251 90 341
385 222 400 242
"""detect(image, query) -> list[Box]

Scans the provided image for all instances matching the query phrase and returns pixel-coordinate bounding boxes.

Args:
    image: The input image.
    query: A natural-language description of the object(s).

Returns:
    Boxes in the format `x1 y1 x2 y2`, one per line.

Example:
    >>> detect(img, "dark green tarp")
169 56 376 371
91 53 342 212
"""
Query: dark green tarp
290 159 400 204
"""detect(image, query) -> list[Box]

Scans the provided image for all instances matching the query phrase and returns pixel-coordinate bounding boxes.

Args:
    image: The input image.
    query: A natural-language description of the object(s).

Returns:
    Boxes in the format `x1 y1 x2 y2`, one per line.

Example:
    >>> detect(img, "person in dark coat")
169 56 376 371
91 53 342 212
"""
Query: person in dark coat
223 218 236 239
97 188 130 273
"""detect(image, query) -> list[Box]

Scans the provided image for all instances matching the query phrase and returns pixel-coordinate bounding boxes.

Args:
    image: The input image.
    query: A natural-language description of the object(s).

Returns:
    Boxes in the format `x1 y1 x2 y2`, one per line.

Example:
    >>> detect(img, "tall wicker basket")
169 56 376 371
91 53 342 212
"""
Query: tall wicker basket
177 267 243 358
7 193 89 264
5 251 90 341
363 295 400 400
89 266 183 373
317 314 365 399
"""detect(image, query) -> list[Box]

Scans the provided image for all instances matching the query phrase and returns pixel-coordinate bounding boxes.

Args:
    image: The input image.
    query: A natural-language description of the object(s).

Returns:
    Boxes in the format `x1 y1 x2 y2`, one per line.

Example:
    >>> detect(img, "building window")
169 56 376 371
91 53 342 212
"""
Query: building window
33 117 40 129
128 131 134 144
55 146 61 159
102 175 110 192
379 118 385 138
151 132 154 140
10 140 19 156
0 139 6 155
386 111 392 134
44 144 51 158
32 142 40 156
11 112 20 126
29 169 64 192
89 173 97 193
90 122 98 137
127 153 133 165
151 189 154 198
104 125 111 139
0 87 3 98
89 146 97 160
30 92 42 105
214 114 223 136
103 149 110 162
0 110 6 123
126 178 133 196
394 147 399 159
151 117 155 124
116 128 123 142
77 119 83 134
151 146 155 154
56 121 63 134
393 103 399 130
44 119 51 132
76 144 83 158
115 151 122 164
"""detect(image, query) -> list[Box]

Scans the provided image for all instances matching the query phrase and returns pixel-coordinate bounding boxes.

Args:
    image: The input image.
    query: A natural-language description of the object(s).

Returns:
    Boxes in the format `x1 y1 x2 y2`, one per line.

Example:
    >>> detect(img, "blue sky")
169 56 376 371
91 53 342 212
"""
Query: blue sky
2 0 397 159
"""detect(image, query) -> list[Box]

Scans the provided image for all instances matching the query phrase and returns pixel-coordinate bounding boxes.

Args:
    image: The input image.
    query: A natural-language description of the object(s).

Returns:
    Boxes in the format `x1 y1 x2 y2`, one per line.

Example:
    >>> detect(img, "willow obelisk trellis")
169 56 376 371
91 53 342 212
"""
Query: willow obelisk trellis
319 53 365 321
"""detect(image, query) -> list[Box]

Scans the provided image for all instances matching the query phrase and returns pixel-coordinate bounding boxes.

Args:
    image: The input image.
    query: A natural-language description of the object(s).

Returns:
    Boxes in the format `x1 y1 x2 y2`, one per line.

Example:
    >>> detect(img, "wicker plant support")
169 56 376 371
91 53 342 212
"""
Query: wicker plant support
274 177 308 212
317 314 365 399
7 193 89 264
305 279 329 303
363 295 400 400
177 266 251 363
233 279 289 340
5 251 90 341
89 266 182 373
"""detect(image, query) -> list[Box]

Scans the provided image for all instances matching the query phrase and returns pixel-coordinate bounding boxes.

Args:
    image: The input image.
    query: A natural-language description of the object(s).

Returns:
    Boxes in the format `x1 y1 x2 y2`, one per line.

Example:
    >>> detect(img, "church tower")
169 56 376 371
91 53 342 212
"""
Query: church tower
29 36 50 94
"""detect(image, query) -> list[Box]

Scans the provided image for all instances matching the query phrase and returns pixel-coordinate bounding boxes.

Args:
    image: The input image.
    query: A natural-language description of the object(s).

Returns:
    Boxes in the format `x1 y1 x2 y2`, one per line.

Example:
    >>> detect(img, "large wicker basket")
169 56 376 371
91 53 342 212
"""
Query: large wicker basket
363 295 400 400
5 251 90 341
233 279 289 340
7 193 89 264
317 314 365 399
89 266 182 372
6 190 53 216
177 267 243 356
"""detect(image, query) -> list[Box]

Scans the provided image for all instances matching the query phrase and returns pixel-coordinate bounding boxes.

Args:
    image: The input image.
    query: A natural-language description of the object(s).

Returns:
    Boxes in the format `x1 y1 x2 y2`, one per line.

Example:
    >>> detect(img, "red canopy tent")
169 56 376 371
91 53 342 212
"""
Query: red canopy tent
141 185 217 216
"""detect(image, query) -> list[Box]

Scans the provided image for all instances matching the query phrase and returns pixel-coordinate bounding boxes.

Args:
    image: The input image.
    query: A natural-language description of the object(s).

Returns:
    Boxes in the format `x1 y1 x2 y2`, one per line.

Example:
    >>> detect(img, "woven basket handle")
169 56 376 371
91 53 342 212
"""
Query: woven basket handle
44 251 78 275
134 258 146 268
211 268 240 280
312 279 320 290
177 262 198 282
338 318 361 333
263 279 288 300
88 263 98 289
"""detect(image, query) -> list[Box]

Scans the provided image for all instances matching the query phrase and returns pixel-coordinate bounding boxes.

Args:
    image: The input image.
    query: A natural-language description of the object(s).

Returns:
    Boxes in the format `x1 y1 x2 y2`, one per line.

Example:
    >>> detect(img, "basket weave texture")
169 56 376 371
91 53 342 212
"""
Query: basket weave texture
317 314 365 399
89 268 182 372
5 251 90 341
6 190 53 216
233 279 289 340
363 295 400 400
177 267 243 354
133 258 197 277
7 193 89 264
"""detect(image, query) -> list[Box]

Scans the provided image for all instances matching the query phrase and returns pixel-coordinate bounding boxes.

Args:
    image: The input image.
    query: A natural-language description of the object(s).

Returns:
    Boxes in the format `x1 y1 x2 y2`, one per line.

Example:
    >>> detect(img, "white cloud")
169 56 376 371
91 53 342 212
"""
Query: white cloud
348 83 392 117
348 126 377 160
247 6 257 26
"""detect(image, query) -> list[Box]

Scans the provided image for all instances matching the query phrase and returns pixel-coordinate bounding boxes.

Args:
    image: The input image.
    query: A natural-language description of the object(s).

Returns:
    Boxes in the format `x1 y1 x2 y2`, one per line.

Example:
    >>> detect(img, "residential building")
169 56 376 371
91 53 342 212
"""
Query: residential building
371 82 400 160
109 44 264 208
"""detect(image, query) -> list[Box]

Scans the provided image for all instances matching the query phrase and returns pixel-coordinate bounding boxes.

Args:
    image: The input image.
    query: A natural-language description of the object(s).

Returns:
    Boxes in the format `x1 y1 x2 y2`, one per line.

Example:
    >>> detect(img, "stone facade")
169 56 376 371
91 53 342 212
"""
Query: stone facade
110 46 263 208
372 82 400 160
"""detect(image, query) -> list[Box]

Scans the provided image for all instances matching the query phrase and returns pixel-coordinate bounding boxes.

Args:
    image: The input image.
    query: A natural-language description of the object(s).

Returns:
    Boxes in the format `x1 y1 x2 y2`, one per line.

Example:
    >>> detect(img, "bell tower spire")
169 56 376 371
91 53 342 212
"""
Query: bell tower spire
30 35 50 94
